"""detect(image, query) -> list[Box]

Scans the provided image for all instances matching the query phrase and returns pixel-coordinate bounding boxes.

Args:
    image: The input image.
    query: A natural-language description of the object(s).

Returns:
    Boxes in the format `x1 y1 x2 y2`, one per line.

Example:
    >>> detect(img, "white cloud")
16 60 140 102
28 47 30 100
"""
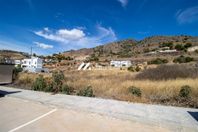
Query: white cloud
117 0 128 7
44 27 49 31
35 28 85 43
34 42 53 49
34 25 117 50
57 29 85 40
176 6 198 24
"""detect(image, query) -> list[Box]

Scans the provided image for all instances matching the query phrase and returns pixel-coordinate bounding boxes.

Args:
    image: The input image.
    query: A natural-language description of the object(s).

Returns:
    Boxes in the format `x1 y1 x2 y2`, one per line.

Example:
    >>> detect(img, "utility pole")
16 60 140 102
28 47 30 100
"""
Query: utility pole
30 47 33 57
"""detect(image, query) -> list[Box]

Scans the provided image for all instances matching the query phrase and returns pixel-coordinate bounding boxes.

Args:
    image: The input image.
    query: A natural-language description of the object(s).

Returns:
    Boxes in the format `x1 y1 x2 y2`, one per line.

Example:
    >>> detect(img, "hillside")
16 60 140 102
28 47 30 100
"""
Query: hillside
0 50 29 60
61 35 198 61
1 35 198 61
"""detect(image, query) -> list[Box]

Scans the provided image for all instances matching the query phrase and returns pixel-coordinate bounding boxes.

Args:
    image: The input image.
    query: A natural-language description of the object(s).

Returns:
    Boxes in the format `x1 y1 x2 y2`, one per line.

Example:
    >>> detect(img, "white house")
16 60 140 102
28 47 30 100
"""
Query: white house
21 57 43 72
110 60 132 68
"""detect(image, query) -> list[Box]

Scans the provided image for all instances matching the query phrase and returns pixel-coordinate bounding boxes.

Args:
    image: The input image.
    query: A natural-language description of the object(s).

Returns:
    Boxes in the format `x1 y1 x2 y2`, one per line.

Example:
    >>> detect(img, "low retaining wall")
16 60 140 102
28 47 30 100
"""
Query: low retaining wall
0 64 14 84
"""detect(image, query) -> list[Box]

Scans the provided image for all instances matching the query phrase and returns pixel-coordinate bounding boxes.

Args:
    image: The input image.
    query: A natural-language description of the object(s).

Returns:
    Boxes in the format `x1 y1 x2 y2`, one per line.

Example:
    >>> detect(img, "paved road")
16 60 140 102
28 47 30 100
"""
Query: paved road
0 86 198 132
0 97 167 132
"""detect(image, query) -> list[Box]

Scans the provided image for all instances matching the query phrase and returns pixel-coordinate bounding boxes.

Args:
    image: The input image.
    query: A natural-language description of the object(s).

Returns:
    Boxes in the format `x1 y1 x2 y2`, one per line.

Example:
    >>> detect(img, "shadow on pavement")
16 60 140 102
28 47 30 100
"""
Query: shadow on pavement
188 111 198 122
0 90 21 98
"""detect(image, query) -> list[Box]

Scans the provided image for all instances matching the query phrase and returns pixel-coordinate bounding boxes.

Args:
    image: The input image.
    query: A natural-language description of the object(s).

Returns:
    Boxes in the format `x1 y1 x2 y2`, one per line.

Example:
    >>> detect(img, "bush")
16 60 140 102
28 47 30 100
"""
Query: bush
13 65 23 80
179 85 191 98
128 66 141 72
175 44 185 51
135 64 198 80
159 42 173 49
184 43 192 49
148 58 168 65
44 78 53 92
32 75 46 91
128 86 141 97
135 66 141 72
127 66 135 72
52 71 65 92
61 84 73 95
87 54 99 62
77 86 95 97
173 56 194 63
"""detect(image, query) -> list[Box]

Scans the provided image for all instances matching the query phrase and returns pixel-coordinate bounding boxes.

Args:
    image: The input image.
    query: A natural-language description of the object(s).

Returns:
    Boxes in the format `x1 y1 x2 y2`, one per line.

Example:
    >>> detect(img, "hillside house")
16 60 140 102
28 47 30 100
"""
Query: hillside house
21 57 43 72
110 60 132 68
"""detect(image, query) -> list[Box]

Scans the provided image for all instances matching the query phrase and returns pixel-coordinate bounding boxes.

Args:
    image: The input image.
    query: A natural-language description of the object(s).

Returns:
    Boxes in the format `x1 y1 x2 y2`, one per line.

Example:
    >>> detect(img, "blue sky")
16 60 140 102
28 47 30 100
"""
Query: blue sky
0 0 198 55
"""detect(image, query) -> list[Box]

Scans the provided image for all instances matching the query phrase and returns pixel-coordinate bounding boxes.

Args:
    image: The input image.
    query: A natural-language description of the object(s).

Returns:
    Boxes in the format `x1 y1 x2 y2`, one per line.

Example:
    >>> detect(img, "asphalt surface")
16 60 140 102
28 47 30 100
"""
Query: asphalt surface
0 86 198 132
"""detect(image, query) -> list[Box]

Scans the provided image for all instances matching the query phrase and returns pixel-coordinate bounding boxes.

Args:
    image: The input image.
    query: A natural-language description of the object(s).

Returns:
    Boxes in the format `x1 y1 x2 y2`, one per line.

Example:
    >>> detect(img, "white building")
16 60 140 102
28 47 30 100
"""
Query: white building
21 57 43 72
14 60 22 67
110 60 132 68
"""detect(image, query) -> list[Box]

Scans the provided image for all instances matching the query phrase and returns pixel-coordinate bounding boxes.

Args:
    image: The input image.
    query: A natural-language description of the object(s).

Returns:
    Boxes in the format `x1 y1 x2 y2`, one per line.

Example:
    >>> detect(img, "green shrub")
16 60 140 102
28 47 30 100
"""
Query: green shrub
179 85 191 98
148 58 168 65
52 71 65 92
184 43 192 49
175 44 185 51
13 65 23 79
77 86 95 97
173 56 194 63
61 84 73 95
87 54 99 62
135 66 141 72
45 81 53 92
128 66 141 72
128 86 142 97
32 75 46 91
127 66 135 72
159 42 173 49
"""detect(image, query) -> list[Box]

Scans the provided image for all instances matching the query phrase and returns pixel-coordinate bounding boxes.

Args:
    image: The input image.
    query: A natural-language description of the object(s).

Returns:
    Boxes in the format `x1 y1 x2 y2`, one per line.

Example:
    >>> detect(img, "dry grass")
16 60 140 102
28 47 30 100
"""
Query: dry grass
64 70 198 102
14 69 198 108
14 72 51 90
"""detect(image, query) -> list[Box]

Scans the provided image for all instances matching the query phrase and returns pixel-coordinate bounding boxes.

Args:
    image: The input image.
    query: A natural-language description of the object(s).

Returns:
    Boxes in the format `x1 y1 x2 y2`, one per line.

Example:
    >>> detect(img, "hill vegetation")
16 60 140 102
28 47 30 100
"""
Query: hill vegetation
0 50 29 60
61 35 198 63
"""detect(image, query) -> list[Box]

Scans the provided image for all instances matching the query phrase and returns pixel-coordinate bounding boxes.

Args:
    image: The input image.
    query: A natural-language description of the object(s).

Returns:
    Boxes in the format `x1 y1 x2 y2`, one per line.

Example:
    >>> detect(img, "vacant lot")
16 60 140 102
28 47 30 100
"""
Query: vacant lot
13 65 198 108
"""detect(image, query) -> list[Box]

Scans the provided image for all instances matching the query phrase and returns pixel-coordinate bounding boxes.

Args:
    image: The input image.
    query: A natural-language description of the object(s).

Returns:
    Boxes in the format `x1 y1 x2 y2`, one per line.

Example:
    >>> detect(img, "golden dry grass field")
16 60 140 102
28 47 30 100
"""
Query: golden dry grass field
13 68 198 108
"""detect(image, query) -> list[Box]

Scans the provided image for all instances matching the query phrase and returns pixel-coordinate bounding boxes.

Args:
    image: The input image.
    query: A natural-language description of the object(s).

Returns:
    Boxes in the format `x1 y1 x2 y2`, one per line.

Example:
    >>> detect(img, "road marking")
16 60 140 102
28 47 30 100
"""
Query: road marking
8 109 57 132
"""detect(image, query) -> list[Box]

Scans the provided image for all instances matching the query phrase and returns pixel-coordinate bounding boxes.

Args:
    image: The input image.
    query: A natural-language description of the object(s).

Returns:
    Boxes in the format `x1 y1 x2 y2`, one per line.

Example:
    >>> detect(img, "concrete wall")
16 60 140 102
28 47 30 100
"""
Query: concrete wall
0 64 14 84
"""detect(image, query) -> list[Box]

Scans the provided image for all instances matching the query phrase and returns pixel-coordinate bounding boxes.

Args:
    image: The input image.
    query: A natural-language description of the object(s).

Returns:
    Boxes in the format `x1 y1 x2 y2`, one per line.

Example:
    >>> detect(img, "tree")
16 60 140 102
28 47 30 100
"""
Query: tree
56 54 65 62
33 53 37 57
175 44 185 51
184 43 192 49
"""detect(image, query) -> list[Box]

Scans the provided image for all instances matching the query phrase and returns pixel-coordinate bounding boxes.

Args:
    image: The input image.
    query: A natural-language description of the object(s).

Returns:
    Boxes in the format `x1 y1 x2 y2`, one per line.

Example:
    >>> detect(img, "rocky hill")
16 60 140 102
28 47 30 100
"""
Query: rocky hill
62 35 198 61
1 35 198 61
0 50 29 60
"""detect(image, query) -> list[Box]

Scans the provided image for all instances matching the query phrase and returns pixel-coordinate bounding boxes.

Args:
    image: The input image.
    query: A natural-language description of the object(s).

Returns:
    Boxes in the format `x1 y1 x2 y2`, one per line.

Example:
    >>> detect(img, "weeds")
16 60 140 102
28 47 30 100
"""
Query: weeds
52 71 65 93
179 85 191 98
77 86 95 97
32 75 46 91
61 84 73 95
128 86 141 97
